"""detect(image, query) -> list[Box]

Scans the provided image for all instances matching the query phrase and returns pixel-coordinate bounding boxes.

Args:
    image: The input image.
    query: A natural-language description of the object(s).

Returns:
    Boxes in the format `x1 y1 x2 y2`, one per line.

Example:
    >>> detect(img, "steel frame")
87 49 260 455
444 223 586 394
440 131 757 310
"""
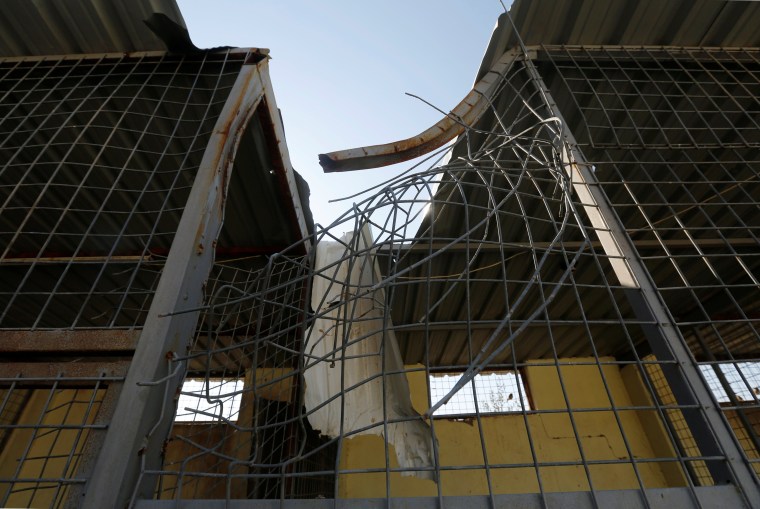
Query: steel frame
81 55 277 508
521 53 760 507
2 37 759 509
133 485 746 509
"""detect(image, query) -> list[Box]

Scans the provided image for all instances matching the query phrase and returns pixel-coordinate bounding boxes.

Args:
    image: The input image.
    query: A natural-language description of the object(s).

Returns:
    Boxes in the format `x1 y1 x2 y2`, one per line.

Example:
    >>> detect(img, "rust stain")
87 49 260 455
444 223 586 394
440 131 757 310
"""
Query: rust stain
0 360 129 379
318 122 463 173
192 67 259 256
210 65 262 218
318 107 468 173
244 48 270 65
257 96 309 255
0 329 140 352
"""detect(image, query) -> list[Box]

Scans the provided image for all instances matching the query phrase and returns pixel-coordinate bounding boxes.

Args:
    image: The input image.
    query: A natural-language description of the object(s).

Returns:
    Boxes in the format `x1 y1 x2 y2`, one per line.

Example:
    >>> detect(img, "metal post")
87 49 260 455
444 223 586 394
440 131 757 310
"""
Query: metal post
82 57 270 509
522 55 760 505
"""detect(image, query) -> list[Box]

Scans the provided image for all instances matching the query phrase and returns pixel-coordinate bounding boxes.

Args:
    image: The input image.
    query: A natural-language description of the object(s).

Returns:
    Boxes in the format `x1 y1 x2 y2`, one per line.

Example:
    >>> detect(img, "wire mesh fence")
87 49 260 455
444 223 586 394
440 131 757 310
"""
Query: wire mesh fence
0 375 120 508
0 51 245 330
136 46 759 506
540 45 760 485
1 32 759 509
0 49 251 509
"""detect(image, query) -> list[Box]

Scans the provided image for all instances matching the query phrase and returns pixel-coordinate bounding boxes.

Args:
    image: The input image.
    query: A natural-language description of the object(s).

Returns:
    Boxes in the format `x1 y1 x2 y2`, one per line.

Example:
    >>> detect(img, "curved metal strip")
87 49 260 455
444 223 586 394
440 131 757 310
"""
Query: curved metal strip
318 48 522 173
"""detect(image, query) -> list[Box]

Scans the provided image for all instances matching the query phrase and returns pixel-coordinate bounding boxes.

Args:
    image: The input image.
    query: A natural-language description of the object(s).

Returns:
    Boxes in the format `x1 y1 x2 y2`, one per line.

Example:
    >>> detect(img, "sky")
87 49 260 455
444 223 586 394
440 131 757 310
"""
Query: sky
177 1 507 227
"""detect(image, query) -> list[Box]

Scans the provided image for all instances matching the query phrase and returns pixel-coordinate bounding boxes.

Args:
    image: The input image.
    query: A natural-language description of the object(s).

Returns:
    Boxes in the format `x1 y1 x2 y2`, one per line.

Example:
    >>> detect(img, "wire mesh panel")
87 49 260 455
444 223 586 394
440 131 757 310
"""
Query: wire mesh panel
0 374 121 508
129 47 760 508
0 48 262 509
540 46 760 482
154 254 316 500
0 51 246 330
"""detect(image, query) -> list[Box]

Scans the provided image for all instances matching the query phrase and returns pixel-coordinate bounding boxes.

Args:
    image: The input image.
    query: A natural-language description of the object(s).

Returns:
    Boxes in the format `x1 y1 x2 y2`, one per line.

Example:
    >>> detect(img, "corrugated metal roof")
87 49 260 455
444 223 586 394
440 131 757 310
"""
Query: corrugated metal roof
0 0 186 56
477 0 760 81
391 0 760 367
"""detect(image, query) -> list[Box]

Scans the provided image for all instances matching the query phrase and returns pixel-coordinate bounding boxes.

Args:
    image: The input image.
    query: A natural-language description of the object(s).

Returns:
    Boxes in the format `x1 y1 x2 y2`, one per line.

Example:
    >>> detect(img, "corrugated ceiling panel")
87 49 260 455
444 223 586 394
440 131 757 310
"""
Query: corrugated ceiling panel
478 0 760 81
0 0 185 56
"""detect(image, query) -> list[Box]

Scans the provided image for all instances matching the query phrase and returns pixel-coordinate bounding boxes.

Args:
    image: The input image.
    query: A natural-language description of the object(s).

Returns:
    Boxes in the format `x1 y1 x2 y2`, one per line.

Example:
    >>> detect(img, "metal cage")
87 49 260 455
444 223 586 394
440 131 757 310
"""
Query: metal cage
2 4 760 509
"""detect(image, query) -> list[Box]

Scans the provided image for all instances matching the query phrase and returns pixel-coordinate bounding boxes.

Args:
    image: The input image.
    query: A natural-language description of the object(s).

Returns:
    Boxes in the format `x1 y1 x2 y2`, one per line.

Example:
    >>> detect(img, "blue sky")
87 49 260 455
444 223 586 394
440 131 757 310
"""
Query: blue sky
178 1 507 227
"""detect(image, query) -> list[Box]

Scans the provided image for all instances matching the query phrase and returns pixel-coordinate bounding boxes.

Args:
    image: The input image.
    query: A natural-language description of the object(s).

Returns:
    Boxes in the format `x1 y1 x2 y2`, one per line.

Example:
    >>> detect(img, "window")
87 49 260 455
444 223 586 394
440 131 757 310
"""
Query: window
175 378 244 423
429 371 531 416
699 363 760 404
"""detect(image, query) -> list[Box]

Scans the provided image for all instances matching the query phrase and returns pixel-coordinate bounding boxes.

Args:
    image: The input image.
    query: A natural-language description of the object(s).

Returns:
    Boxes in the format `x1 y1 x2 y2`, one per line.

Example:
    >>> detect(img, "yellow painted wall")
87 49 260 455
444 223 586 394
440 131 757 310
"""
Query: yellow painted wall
0 388 104 508
159 367 294 499
338 357 686 498
620 363 689 486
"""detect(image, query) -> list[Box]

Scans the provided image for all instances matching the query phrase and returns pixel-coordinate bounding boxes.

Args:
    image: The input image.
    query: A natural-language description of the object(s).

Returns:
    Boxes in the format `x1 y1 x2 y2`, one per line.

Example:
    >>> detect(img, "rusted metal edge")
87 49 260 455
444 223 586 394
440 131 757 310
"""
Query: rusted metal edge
0 329 140 352
0 47 262 64
256 97 311 255
244 48 270 65
0 245 287 264
258 64 313 252
0 361 129 379
318 48 524 173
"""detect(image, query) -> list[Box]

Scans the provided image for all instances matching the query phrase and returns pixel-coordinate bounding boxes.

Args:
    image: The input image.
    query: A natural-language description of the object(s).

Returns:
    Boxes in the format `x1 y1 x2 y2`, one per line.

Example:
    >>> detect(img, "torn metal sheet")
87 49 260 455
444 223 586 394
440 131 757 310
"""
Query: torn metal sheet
304 226 435 481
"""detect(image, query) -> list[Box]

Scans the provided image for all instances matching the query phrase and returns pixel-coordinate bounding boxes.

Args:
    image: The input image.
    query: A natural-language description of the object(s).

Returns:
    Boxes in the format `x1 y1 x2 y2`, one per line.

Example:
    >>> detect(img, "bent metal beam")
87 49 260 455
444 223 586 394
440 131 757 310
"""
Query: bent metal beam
318 48 525 173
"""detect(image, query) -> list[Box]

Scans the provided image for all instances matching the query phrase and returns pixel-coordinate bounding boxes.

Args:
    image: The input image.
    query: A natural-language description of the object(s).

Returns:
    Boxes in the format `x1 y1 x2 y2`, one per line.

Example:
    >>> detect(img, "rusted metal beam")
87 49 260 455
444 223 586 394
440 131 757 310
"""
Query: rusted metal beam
0 245 282 264
318 48 524 173
0 329 140 353
0 361 129 379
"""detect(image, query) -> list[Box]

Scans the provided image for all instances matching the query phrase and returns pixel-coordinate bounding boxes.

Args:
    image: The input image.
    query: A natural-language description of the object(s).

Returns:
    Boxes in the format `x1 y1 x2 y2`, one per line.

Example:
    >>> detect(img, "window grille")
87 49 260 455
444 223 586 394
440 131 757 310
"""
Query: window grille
429 371 531 416
175 378 244 423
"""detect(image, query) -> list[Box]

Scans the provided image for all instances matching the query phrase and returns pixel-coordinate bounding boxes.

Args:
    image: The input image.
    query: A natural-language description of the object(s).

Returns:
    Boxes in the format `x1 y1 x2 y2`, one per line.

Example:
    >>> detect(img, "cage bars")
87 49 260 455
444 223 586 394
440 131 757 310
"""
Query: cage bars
0 51 245 330
2 41 760 509
82 52 271 509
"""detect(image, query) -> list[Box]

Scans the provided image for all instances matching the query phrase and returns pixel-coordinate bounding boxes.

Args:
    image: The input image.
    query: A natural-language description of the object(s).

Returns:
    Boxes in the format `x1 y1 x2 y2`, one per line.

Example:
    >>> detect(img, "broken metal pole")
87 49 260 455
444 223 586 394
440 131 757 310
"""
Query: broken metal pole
318 49 524 173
